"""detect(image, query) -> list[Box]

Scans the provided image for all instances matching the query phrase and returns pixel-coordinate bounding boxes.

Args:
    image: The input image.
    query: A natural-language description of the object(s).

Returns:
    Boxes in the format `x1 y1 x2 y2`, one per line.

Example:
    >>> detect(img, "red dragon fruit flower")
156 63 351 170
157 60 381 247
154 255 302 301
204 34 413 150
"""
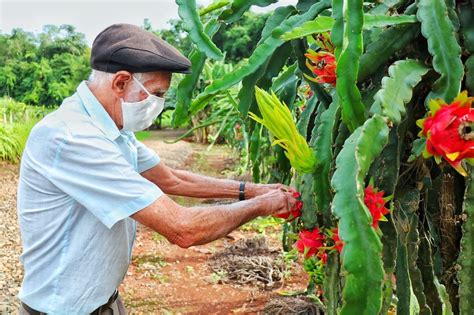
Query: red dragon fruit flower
416 91 474 176
304 49 337 86
295 228 326 259
331 228 344 253
364 185 391 229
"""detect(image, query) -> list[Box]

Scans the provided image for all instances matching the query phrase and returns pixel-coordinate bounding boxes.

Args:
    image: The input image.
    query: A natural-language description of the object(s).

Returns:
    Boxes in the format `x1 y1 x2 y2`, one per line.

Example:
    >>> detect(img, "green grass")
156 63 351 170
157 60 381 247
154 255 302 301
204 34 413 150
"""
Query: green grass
0 120 38 163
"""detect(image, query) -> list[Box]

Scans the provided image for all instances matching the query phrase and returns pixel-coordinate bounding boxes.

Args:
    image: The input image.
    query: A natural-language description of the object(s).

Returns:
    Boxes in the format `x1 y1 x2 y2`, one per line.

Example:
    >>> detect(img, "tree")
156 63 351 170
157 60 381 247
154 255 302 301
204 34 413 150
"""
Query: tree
0 25 90 106
212 11 269 62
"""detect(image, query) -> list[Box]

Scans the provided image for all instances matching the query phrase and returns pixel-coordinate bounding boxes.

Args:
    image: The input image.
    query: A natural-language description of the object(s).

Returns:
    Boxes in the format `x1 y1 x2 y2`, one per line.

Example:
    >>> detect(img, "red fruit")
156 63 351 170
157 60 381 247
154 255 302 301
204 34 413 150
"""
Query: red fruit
417 93 474 176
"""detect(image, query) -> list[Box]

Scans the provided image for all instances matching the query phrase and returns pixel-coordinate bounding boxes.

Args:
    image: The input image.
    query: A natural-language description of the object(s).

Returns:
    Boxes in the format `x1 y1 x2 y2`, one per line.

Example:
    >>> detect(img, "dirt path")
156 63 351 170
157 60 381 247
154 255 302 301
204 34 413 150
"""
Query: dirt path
0 130 308 314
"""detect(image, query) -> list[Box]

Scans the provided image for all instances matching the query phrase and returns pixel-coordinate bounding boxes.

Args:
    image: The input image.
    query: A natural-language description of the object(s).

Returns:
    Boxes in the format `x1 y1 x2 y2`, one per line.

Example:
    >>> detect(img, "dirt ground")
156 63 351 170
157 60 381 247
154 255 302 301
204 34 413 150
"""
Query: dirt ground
0 129 308 314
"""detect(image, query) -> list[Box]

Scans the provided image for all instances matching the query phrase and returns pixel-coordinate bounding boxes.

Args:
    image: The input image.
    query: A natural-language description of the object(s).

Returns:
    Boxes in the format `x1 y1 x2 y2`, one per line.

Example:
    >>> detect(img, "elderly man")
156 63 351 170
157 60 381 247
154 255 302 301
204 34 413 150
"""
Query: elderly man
17 24 297 314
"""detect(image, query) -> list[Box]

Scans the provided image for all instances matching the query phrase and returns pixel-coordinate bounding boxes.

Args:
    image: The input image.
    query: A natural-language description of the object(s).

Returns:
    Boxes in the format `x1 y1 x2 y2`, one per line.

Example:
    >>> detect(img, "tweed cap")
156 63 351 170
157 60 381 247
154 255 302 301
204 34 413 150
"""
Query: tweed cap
90 23 191 74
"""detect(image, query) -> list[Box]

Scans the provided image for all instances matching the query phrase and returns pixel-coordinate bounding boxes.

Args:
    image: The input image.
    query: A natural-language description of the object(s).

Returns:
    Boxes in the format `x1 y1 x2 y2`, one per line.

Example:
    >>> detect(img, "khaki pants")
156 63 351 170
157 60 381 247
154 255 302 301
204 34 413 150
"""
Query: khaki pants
19 295 127 315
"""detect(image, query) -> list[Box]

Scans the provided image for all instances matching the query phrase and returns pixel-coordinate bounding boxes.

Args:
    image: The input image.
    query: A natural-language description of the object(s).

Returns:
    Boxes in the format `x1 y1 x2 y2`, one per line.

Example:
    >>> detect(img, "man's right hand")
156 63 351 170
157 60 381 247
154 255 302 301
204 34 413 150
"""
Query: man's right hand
254 189 298 218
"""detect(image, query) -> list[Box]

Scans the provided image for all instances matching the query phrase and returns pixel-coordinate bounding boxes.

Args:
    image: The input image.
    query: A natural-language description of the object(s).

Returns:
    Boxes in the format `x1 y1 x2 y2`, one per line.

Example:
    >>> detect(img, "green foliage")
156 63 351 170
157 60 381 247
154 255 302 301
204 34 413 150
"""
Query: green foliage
331 115 389 315
281 14 418 41
150 18 193 57
213 12 269 63
394 188 421 315
0 25 90 107
417 0 464 103
312 100 338 226
458 2 474 53
458 169 474 314
173 19 220 127
371 60 429 123
0 121 38 163
189 0 330 115
0 97 48 162
220 0 277 23
176 1 474 313
335 0 366 132
176 0 223 60
358 23 419 83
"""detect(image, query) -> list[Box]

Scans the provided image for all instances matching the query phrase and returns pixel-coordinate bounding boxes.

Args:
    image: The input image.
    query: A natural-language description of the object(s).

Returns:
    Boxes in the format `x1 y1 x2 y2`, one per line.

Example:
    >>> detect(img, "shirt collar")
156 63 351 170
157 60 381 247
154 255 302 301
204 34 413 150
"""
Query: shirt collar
76 81 121 141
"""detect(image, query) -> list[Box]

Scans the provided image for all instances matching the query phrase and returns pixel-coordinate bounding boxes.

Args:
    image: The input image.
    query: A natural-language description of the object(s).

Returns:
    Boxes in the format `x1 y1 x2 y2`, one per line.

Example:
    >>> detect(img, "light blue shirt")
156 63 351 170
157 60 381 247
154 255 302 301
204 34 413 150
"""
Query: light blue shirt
17 81 163 314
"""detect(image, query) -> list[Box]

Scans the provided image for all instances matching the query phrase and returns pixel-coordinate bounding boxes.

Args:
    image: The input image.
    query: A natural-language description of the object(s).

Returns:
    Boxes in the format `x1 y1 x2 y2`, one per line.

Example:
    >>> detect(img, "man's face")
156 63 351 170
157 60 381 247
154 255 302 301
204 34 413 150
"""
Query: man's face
122 71 172 103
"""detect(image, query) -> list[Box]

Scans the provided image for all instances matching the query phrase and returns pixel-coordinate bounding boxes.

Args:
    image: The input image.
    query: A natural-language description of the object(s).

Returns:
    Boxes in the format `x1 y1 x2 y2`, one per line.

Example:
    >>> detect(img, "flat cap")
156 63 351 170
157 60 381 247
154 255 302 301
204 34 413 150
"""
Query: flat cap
91 23 191 74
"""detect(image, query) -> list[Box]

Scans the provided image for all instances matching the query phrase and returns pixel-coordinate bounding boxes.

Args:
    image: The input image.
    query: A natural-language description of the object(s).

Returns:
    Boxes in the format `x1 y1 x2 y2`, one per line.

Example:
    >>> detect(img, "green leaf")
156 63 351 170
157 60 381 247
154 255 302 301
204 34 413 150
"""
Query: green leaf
331 115 389 315
358 24 419 83
296 0 315 12
172 48 206 127
417 0 464 103
466 55 474 96
312 99 339 226
296 94 318 139
368 0 403 15
368 126 401 315
236 7 297 119
298 173 318 229
280 16 334 41
363 14 418 28
172 19 220 127
239 42 293 117
409 138 426 162
330 0 343 59
258 5 296 45
189 0 331 115
220 0 278 23
272 63 299 98
335 0 366 132
176 0 224 60
371 59 429 124
280 14 418 41
458 168 474 314
418 233 450 315
458 2 474 53
394 187 421 315
406 201 430 314
199 0 230 16
324 251 341 315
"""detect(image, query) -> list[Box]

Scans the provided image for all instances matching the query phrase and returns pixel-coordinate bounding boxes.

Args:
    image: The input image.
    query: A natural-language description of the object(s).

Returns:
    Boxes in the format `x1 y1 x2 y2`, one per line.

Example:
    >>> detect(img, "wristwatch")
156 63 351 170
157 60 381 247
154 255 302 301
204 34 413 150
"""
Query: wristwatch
239 182 246 201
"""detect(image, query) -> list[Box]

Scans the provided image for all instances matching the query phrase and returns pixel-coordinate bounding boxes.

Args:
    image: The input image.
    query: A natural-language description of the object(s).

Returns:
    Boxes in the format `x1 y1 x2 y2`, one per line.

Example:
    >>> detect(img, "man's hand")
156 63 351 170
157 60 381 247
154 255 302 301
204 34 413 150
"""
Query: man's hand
245 182 296 199
253 189 299 218
131 188 298 248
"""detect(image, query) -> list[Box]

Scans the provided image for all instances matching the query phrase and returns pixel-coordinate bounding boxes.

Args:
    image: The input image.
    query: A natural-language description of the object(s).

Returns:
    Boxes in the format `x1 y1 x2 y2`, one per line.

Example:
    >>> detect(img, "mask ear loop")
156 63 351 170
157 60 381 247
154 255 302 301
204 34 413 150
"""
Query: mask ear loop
132 76 152 96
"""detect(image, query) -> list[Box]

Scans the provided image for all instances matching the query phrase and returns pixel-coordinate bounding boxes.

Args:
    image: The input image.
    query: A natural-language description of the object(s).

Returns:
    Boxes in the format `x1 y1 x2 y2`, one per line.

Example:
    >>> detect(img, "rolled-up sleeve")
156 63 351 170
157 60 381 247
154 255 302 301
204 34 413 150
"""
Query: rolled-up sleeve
134 138 160 173
28 125 163 229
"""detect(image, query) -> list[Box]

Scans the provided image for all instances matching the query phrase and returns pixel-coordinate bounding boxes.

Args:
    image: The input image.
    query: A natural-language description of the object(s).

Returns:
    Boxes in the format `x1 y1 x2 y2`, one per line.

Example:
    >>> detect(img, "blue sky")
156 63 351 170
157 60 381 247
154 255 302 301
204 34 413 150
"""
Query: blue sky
0 0 297 46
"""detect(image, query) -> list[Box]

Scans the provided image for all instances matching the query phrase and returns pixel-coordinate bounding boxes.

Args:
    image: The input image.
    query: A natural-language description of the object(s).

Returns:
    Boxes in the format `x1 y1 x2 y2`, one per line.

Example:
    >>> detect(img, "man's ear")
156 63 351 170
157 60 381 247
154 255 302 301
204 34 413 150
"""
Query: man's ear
111 71 133 98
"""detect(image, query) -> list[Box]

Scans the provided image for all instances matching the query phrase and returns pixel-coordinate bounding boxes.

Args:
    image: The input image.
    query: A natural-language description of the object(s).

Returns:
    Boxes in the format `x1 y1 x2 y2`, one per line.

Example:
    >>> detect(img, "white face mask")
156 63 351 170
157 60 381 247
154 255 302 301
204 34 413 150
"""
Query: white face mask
121 76 165 132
